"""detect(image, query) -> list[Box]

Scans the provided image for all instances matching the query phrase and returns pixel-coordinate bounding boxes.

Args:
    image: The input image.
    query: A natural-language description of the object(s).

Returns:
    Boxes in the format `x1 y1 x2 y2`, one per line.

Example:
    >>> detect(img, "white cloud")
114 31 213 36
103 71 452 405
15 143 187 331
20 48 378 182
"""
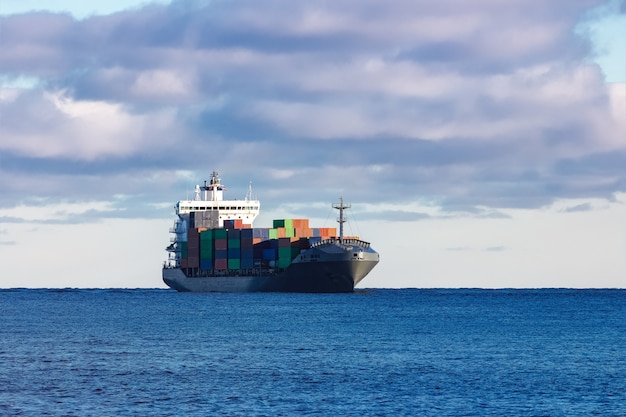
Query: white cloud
0 89 179 160
131 69 198 102
0 200 119 222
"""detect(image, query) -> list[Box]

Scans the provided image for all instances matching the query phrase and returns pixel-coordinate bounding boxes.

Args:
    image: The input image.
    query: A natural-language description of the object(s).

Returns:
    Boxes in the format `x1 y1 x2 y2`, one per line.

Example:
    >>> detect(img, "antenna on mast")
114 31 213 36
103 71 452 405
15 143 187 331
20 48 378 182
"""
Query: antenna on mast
246 181 254 201
333 197 351 243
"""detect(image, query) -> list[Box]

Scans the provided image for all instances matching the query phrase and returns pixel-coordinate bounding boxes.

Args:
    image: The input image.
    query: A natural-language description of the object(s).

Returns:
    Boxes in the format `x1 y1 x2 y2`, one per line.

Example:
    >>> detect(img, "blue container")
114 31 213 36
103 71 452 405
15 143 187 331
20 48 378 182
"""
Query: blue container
241 258 254 268
262 248 276 260
253 228 270 239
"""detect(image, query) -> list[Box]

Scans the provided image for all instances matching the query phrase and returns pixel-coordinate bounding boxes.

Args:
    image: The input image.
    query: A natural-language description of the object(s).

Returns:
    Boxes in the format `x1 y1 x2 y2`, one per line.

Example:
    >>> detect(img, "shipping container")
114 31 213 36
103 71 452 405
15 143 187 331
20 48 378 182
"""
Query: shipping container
200 259 213 270
187 256 200 268
292 219 309 229
278 246 292 260
228 259 241 269
191 210 220 229
214 258 227 270
240 238 253 249
276 257 291 268
200 229 214 240
227 247 240 259
294 228 313 238
200 245 213 259
241 248 254 260
253 228 270 239
214 229 228 239
262 248 276 260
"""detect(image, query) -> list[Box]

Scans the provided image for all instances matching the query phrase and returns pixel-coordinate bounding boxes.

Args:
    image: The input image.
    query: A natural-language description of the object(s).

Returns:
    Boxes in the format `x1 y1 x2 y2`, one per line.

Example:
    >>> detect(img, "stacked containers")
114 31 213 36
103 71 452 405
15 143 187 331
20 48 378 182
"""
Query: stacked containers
277 237 292 268
214 228 228 270
240 228 254 268
292 219 312 240
200 229 214 270
227 229 241 270
179 217 338 273
187 228 200 268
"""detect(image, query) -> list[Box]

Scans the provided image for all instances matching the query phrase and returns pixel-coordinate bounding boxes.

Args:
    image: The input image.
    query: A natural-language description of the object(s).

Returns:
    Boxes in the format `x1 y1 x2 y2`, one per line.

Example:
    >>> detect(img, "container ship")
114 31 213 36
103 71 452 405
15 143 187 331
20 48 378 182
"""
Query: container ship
162 171 379 292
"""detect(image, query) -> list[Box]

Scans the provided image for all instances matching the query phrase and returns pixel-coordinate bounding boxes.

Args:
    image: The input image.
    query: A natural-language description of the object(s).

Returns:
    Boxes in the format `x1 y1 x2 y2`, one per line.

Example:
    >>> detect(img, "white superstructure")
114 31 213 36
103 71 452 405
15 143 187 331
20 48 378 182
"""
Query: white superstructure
175 171 260 226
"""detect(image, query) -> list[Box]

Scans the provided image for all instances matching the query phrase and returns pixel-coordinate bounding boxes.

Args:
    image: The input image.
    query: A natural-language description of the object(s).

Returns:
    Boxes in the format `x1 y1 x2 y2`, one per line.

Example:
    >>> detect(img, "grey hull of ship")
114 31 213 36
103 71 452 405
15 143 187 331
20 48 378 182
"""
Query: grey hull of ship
162 258 377 293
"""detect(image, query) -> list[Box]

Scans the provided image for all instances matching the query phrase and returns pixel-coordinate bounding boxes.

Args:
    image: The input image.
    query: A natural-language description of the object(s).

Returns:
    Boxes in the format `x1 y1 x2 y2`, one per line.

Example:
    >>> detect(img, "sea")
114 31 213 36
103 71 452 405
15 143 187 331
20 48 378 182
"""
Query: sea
0 289 624 417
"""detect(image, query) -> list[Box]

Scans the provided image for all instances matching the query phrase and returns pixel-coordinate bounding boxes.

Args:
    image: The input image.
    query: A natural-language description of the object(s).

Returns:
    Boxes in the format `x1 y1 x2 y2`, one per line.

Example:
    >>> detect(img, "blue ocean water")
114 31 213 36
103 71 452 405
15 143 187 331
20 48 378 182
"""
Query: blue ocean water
0 289 624 416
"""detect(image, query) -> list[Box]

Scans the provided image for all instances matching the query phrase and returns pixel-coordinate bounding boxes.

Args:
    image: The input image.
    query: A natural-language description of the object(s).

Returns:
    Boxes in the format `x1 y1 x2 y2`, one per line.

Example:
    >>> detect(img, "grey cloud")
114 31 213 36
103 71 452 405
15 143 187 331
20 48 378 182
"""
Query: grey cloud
0 0 622 217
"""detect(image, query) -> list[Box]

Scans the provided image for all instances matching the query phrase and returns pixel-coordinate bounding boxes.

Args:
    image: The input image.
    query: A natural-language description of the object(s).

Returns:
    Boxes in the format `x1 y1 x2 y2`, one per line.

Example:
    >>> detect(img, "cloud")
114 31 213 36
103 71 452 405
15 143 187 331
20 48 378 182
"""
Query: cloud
0 0 624 215
0 89 181 160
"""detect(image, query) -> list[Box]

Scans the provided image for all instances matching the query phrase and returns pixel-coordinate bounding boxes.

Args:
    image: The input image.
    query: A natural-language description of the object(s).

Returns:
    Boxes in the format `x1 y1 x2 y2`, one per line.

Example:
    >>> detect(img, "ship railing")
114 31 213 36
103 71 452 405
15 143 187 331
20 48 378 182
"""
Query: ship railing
310 237 371 249
169 221 185 234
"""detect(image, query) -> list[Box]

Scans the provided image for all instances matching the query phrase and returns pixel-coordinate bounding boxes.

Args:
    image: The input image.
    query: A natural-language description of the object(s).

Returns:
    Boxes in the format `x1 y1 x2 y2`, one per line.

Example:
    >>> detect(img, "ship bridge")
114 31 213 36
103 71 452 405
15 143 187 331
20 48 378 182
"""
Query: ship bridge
175 171 260 227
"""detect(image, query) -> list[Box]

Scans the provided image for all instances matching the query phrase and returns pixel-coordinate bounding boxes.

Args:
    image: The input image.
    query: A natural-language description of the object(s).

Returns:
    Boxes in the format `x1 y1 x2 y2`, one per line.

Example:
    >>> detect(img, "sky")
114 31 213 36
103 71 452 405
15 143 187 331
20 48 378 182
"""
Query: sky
1 0 625 289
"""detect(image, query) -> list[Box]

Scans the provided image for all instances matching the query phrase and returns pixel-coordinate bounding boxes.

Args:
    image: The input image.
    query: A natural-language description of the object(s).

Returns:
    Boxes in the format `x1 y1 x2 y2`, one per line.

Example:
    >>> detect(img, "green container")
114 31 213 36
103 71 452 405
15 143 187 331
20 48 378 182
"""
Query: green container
200 248 213 259
180 241 188 258
214 229 228 239
277 257 291 268
274 219 294 229
200 237 213 258
228 258 241 270
278 247 292 260
269 229 279 239
228 238 241 248
200 229 214 241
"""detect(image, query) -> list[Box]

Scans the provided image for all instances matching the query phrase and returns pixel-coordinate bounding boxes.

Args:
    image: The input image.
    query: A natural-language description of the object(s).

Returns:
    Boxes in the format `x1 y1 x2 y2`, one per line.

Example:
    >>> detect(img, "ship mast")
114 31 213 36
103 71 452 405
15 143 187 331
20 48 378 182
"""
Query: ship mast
333 197 351 243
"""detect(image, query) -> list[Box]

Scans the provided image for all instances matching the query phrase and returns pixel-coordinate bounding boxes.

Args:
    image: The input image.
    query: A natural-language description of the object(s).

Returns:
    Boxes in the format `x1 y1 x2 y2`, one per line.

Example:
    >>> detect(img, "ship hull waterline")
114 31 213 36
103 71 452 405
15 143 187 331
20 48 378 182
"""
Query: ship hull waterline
162 259 378 293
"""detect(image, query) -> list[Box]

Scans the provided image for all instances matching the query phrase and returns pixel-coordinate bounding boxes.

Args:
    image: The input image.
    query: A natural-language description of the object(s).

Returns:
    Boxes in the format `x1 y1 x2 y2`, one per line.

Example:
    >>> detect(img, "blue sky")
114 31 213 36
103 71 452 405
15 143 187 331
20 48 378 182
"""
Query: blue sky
1 0 625 288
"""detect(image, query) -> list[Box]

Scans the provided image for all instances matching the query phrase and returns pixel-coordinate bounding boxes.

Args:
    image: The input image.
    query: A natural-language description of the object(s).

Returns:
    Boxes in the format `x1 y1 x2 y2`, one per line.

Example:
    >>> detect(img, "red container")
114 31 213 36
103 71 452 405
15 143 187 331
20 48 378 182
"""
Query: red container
214 258 227 270
187 256 199 268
